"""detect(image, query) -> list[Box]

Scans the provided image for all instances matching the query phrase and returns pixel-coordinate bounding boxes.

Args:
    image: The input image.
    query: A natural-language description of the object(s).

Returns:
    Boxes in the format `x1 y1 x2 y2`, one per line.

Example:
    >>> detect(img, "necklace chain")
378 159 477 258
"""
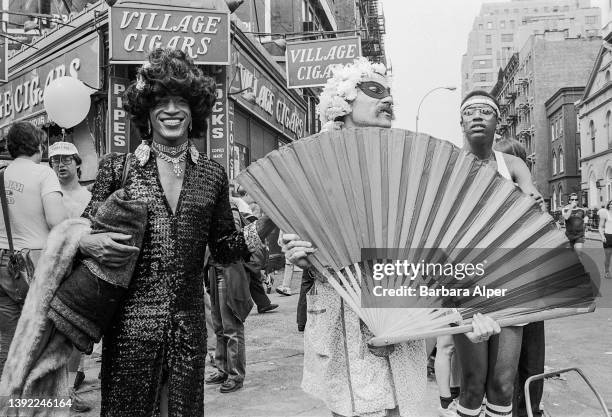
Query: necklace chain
152 141 189 156
152 141 188 177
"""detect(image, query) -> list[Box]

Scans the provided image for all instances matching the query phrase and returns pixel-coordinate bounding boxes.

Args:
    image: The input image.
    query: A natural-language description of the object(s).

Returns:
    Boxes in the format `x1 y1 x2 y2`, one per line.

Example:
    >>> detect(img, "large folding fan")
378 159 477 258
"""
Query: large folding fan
236 128 596 346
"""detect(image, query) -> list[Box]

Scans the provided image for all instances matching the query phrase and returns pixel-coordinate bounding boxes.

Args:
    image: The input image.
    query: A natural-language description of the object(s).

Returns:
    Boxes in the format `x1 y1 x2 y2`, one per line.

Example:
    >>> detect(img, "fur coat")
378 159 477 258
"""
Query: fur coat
0 218 91 417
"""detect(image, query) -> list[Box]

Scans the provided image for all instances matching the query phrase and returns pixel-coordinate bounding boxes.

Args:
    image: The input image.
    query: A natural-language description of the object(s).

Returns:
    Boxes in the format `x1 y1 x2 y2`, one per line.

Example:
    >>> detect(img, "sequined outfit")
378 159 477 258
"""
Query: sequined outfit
84 153 249 417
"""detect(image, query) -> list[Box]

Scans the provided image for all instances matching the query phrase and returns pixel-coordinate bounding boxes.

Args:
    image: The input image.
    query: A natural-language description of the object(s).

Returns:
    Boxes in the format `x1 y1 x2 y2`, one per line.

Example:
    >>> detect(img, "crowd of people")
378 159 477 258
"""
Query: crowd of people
0 48 605 417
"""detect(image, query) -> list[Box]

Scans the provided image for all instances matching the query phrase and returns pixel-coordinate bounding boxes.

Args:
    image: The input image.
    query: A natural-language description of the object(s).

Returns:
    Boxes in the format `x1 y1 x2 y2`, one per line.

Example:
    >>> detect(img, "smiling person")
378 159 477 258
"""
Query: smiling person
281 59 501 417
455 91 544 417
77 48 272 417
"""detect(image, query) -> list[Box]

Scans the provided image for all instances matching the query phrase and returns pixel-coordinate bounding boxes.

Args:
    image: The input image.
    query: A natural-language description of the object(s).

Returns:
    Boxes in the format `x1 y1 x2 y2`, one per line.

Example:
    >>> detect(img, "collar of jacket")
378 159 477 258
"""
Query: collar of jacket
134 140 199 167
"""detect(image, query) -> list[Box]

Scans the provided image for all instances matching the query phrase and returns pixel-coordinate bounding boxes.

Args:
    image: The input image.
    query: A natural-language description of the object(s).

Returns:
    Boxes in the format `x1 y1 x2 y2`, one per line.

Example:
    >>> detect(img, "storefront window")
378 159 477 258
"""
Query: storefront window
232 143 249 178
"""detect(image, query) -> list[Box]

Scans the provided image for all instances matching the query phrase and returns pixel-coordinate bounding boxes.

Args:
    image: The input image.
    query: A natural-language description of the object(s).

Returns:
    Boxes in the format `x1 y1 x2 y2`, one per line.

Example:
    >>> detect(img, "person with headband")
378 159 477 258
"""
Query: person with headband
280 59 500 417
454 91 544 417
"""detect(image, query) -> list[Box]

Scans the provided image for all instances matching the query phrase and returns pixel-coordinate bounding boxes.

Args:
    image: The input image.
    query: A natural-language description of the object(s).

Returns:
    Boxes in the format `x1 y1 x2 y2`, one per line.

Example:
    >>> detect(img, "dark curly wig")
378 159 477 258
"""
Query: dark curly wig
123 48 217 140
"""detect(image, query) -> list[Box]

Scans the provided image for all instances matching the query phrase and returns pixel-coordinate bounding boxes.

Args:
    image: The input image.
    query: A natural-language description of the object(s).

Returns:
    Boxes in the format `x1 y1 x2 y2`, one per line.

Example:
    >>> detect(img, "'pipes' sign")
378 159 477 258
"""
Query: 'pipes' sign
109 5 230 65
108 77 131 154
285 37 361 89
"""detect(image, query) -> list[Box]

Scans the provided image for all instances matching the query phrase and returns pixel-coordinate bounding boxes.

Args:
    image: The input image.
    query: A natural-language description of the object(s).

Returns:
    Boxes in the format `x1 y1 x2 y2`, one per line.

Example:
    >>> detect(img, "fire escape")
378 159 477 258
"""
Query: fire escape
359 0 386 63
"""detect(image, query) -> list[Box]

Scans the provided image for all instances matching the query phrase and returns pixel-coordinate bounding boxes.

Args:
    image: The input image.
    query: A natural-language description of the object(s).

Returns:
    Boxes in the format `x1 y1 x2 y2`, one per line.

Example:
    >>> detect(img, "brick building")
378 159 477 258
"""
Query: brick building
545 87 585 210
462 0 600 97
491 32 600 205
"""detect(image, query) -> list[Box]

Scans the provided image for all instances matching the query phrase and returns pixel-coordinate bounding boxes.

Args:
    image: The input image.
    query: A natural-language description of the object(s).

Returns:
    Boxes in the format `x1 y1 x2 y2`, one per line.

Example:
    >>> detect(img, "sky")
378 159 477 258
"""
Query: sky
381 0 607 147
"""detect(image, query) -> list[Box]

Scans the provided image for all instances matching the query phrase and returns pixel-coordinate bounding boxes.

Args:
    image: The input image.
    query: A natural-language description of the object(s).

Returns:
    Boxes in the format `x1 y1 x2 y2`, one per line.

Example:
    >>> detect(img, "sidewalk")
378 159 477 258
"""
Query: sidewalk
73 267 612 417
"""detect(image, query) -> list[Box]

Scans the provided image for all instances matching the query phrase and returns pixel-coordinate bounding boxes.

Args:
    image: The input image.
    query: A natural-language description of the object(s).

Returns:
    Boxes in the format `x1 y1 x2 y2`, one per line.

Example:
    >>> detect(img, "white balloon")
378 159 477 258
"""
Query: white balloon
43 76 91 128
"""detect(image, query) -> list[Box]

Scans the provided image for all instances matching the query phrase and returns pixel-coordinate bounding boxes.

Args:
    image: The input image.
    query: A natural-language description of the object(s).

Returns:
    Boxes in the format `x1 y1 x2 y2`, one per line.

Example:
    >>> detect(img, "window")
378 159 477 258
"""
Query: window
590 120 596 153
501 33 514 42
486 35 492 44
552 189 557 210
606 71 611 83
559 149 564 173
510 20 515 28
552 151 557 174
486 48 492 54
563 5 569 11
487 22 493 29
504 9 509 14
479 73 488 82
551 123 556 142
479 23 484 30
586 16 597 25
473 60 492 69
543 6 549 12
500 20 506 28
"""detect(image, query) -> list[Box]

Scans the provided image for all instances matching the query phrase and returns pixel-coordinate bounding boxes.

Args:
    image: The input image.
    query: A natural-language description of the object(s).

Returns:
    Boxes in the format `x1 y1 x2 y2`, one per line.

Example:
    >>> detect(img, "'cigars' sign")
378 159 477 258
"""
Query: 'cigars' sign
109 5 230 65
285 36 361 89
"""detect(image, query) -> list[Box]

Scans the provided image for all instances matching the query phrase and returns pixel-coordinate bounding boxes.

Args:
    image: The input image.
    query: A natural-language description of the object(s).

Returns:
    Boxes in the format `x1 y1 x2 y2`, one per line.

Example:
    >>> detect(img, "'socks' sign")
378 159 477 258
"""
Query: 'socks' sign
285 36 361 88
109 5 230 64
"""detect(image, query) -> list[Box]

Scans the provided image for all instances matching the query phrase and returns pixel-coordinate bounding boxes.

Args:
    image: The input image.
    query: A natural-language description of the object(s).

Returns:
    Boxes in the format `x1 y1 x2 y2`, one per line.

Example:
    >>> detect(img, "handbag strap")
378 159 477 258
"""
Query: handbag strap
121 153 132 188
0 169 14 254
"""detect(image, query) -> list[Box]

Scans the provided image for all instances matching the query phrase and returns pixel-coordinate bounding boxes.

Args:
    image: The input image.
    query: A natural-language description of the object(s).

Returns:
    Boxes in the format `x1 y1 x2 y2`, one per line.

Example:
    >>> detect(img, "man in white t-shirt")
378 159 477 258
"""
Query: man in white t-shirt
48 142 91 218
48 141 93 412
0 122 66 376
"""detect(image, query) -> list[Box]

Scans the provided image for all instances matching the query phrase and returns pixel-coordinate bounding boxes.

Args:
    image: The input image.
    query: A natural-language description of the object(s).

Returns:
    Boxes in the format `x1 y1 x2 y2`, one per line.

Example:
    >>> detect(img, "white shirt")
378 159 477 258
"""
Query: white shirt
598 208 612 234
62 186 92 218
0 158 62 250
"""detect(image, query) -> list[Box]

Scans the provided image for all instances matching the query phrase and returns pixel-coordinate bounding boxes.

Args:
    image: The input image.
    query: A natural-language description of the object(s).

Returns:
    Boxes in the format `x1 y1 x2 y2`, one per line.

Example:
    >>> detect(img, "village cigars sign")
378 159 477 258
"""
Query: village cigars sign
109 5 230 64
0 34 100 127
232 47 306 139
285 36 361 89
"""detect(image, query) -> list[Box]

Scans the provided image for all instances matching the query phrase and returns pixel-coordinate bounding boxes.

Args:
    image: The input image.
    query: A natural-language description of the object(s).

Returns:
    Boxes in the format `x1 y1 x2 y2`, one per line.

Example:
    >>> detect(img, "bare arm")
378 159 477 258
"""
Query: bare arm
42 191 68 229
506 155 545 211
599 212 606 240
561 206 572 220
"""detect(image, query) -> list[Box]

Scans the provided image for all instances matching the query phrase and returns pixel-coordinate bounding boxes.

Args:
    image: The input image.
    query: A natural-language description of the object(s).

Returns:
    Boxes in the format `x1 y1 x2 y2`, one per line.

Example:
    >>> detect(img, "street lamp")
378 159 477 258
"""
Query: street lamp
415 86 457 137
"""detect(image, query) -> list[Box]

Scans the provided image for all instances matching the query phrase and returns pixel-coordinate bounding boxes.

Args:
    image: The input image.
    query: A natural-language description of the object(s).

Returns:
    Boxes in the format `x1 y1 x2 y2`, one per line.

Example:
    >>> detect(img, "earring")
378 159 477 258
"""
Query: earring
188 120 193 138
146 119 152 137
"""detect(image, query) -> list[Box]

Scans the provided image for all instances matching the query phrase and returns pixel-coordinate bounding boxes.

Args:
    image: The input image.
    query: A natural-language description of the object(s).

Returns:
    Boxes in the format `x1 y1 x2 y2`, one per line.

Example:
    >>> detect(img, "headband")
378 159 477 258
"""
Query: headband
460 97 500 117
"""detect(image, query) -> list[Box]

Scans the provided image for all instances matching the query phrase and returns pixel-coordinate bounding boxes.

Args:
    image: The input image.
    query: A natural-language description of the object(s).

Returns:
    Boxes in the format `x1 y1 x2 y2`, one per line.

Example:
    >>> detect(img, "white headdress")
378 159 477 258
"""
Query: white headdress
316 57 388 131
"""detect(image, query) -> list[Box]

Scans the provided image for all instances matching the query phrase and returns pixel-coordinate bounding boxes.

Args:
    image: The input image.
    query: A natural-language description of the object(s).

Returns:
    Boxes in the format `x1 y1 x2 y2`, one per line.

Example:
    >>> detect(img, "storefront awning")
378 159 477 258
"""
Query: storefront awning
113 0 229 12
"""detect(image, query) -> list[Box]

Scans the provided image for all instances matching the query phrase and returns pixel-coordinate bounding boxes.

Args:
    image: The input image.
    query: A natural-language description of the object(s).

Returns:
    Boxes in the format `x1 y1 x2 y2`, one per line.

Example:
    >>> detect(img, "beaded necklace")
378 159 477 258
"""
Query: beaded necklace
151 141 189 177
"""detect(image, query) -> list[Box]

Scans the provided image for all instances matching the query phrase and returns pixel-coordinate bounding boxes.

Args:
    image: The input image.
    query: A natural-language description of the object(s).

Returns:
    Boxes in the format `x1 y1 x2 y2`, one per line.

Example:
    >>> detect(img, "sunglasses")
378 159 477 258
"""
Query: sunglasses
570 198 578 201
461 106 496 118
357 81 391 100
50 155 75 165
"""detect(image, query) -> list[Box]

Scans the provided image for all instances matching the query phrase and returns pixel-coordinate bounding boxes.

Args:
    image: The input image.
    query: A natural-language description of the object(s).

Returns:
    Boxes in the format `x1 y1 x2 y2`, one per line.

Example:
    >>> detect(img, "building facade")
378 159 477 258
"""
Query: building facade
491 32 600 204
462 0 600 97
545 87 584 210
577 34 612 209
0 1 317 180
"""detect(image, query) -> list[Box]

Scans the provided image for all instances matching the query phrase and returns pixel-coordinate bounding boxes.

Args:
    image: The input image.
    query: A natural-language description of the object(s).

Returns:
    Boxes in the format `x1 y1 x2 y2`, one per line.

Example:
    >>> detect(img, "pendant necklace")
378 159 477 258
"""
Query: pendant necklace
151 141 189 177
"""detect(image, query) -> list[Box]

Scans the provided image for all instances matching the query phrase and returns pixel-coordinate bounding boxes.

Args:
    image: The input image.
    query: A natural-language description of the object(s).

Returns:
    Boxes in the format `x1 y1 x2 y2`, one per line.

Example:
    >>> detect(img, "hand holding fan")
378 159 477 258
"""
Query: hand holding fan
236 128 596 346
